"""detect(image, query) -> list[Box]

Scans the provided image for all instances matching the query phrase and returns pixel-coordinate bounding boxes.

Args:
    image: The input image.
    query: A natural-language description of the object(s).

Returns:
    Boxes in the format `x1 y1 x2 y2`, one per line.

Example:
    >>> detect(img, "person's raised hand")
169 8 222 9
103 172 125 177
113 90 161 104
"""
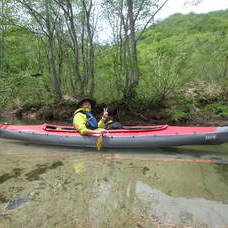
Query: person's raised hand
102 107 109 121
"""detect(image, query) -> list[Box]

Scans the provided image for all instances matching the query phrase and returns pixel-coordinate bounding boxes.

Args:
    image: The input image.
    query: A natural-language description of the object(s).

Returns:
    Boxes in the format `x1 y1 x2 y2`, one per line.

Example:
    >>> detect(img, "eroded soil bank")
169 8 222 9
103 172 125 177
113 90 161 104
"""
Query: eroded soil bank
1 101 228 126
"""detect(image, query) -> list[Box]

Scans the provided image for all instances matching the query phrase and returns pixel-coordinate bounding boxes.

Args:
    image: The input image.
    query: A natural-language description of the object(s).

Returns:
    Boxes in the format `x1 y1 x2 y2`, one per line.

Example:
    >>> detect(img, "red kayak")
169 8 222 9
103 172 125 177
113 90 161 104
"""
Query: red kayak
1 123 228 148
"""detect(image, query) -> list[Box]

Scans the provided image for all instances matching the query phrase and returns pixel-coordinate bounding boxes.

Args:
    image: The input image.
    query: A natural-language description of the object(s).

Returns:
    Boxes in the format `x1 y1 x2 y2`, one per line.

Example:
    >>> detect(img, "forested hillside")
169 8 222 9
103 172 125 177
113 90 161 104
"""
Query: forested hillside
136 10 228 121
1 7 228 123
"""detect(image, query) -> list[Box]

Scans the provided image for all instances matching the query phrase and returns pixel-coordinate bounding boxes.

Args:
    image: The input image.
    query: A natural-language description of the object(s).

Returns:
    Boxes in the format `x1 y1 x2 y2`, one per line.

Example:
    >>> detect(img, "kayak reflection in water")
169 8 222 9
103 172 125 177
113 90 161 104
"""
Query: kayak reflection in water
73 98 108 135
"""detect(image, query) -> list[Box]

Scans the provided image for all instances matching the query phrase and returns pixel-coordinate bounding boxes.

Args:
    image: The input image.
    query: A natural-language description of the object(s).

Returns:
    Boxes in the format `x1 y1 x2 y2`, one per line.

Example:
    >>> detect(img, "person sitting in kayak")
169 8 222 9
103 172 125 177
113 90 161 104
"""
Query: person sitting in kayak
73 98 108 135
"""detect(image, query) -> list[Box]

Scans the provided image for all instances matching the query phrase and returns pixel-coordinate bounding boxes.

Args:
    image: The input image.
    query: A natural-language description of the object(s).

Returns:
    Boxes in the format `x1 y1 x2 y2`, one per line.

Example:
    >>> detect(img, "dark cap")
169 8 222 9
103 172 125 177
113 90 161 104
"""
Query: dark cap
77 98 96 109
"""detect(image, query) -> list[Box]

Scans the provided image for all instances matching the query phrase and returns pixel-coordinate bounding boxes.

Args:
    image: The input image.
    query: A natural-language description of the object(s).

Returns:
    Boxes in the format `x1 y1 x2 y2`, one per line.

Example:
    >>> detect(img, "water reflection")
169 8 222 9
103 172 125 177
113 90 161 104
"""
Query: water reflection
0 136 228 227
136 182 228 227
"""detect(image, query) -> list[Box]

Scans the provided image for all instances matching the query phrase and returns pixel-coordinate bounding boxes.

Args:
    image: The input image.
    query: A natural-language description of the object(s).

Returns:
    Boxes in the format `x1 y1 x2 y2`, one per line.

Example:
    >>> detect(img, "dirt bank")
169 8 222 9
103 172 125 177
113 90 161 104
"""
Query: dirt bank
1 101 228 126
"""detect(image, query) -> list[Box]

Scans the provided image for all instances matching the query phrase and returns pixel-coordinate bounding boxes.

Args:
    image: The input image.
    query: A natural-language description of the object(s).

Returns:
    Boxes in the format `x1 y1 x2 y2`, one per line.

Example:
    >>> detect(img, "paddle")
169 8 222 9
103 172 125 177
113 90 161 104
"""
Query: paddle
96 107 108 150
96 133 104 151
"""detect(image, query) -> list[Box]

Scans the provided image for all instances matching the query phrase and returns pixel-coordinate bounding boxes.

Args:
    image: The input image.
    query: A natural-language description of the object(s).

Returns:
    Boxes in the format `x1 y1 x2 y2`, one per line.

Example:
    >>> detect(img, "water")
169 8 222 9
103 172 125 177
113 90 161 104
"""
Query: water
0 120 228 228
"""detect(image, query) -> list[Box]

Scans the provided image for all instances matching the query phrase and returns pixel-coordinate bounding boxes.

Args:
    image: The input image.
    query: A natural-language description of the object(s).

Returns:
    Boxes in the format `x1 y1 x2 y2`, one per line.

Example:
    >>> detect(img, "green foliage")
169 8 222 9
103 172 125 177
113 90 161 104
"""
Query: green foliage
134 9 228 111
1 71 53 109
165 93 195 121
166 109 190 122
1 8 228 123
95 46 124 102
201 103 228 119
137 50 186 100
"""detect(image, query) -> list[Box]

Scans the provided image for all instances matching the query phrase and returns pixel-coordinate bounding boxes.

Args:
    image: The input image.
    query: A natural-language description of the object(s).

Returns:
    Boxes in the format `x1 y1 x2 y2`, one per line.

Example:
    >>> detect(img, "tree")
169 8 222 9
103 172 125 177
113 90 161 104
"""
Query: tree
9 0 64 101
0 0 7 77
103 0 205 100
103 0 169 100
54 0 98 97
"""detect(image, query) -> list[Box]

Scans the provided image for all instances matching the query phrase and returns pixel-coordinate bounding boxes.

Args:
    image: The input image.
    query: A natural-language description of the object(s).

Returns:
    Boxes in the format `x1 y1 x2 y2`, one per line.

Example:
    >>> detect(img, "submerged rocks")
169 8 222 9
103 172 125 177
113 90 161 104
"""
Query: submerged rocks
6 196 35 210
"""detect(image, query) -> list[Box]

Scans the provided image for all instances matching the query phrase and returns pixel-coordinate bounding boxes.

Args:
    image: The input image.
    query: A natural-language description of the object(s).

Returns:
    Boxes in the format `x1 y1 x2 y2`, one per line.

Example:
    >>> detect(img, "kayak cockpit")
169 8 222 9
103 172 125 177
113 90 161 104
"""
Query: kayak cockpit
42 124 168 133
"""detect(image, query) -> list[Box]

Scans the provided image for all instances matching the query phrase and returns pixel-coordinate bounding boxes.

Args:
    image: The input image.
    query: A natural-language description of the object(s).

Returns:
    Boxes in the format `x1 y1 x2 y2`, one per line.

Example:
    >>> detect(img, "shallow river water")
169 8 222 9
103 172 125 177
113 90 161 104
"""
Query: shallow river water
0 120 228 228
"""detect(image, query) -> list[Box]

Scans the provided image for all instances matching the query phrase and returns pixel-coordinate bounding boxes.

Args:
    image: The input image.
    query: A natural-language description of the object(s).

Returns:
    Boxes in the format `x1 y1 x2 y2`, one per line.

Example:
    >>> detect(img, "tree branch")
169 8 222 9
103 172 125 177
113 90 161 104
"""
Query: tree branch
134 0 147 23
136 0 169 42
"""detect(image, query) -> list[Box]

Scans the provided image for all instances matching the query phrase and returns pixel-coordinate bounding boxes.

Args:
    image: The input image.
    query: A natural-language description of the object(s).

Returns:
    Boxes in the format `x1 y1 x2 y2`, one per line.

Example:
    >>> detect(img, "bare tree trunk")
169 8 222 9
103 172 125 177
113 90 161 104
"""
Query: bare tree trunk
65 0 83 93
123 0 139 100
82 0 95 97
45 0 62 101
0 0 5 77
47 37 62 101
55 0 96 98
223 56 228 78
14 0 63 102
104 0 169 101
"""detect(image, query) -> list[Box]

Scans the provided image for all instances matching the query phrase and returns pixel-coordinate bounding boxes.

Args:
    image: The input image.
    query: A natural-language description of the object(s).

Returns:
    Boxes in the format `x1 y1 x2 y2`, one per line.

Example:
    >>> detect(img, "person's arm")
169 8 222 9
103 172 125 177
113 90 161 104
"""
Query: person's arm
98 119 106 128
73 112 89 134
85 129 106 134
98 107 109 128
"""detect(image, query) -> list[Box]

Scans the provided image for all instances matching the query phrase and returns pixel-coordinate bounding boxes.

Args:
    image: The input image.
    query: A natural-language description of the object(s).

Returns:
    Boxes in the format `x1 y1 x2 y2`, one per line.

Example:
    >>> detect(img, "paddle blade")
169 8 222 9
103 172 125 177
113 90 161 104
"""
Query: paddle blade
96 135 103 151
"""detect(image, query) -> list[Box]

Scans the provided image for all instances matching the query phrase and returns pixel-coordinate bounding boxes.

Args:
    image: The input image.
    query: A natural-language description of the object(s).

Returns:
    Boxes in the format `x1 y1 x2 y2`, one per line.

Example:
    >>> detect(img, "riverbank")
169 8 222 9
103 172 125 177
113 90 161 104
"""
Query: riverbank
1 101 228 127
